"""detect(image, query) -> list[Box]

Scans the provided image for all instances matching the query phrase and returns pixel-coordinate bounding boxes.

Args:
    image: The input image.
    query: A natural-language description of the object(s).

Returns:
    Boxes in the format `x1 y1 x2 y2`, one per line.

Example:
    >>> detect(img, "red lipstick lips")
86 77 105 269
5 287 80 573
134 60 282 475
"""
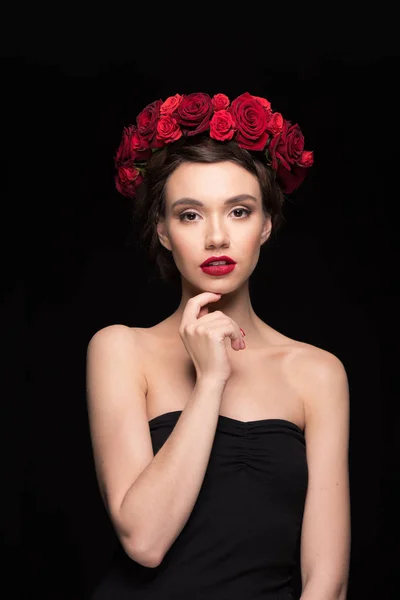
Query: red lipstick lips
200 255 236 267
200 255 237 277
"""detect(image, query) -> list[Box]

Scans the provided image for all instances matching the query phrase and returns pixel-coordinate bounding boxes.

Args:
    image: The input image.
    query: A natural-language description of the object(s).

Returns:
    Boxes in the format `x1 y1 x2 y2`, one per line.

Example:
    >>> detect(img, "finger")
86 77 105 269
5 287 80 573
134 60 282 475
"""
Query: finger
181 293 222 328
233 328 244 350
214 324 243 350
198 306 209 319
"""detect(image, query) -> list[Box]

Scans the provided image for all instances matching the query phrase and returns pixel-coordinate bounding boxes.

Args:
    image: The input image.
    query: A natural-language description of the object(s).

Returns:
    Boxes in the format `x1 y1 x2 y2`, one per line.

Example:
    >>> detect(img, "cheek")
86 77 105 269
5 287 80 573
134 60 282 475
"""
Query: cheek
169 228 195 253
237 227 263 249
168 230 198 265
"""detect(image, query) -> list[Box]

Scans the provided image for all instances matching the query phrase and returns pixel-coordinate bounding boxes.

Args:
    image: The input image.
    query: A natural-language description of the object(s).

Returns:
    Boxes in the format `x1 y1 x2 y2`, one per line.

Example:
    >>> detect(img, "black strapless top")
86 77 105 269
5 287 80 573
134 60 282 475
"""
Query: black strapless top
91 411 308 600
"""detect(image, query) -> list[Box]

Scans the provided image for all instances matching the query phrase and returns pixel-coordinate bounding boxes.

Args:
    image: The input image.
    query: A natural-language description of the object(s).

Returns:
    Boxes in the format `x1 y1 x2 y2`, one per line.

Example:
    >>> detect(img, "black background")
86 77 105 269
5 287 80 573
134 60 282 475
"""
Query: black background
3 9 400 599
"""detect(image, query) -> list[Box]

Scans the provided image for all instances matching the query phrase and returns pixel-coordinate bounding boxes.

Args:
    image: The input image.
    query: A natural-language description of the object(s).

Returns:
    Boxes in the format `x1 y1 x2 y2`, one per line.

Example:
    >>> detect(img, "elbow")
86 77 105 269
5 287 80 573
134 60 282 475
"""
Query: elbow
112 506 163 568
123 537 163 568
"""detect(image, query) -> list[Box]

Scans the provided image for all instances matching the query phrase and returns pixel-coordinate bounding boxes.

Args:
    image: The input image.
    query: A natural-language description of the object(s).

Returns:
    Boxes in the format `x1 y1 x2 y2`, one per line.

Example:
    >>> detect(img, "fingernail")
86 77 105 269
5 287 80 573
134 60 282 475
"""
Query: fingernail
239 328 246 336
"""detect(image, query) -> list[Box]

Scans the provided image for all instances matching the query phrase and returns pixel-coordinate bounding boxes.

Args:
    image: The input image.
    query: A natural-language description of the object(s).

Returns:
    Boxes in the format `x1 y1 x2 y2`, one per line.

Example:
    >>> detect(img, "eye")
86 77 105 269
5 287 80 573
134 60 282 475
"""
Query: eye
179 208 252 222
232 208 252 218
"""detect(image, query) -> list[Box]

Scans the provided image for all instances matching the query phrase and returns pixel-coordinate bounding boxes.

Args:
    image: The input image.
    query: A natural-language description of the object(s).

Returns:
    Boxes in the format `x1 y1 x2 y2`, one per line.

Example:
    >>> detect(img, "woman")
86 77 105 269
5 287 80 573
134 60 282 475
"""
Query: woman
86 92 350 599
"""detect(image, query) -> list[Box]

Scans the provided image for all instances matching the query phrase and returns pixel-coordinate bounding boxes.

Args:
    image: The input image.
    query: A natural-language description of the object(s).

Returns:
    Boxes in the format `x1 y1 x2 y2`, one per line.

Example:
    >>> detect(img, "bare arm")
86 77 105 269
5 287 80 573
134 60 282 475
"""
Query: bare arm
86 325 226 568
298 350 351 600
120 377 225 566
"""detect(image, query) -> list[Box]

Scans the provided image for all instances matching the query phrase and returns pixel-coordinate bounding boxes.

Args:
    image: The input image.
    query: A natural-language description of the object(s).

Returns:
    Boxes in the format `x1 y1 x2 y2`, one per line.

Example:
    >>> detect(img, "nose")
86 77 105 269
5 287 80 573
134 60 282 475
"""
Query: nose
205 215 230 248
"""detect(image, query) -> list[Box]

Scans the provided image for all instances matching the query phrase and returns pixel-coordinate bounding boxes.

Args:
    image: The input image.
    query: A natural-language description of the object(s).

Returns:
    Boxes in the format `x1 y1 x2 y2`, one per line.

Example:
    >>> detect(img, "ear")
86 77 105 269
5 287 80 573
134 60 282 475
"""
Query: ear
156 218 172 252
260 214 273 246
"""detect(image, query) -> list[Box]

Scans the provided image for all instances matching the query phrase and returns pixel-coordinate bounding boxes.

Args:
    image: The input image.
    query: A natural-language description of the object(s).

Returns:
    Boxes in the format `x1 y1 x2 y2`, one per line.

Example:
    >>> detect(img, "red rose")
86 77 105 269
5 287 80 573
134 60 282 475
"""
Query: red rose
276 163 308 194
174 92 213 136
209 110 236 141
285 123 305 162
266 112 284 136
212 93 230 111
155 115 183 145
252 95 272 111
114 125 151 166
160 94 183 115
115 166 144 198
229 92 270 151
115 125 133 166
136 99 162 143
130 127 150 153
298 150 314 167
268 120 305 170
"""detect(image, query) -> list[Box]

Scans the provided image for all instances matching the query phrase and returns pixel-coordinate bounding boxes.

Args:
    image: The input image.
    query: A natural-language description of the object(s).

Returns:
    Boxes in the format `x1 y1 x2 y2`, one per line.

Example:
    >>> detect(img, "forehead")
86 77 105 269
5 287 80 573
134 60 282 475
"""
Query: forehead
165 161 261 201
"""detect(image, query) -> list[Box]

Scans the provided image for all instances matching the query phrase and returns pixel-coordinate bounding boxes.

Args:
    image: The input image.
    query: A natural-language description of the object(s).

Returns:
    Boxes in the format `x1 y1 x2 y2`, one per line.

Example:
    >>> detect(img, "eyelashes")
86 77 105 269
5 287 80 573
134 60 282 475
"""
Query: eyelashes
178 208 253 222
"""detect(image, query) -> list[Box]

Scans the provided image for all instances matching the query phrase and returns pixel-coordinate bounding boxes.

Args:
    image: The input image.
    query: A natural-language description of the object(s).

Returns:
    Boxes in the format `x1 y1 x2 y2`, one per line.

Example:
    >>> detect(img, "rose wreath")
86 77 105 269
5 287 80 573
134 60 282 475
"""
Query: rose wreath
114 92 314 198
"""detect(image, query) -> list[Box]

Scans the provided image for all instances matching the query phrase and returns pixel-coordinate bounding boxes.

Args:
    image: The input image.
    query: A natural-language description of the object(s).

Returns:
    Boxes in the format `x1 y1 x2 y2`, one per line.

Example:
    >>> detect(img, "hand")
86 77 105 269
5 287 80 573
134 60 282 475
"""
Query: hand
179 292 245 383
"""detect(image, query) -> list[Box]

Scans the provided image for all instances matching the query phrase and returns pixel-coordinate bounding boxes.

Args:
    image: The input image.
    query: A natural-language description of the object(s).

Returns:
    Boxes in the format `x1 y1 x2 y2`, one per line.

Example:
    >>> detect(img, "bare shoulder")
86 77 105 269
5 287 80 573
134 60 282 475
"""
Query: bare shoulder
263 326 344 370
285 338 349 423
285 337 346 375
87 321 173 371
88 323 137 347
87 324 147 391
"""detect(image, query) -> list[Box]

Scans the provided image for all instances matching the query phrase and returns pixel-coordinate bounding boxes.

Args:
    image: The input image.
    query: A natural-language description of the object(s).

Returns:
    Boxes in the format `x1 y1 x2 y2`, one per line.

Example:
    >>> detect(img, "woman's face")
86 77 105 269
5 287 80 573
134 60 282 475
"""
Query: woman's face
157 160 272 292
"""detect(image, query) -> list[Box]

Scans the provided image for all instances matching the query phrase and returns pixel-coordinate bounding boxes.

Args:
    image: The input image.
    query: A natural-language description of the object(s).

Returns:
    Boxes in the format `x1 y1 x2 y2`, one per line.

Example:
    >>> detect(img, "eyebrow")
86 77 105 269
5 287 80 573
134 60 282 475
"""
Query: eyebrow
171 194 259 210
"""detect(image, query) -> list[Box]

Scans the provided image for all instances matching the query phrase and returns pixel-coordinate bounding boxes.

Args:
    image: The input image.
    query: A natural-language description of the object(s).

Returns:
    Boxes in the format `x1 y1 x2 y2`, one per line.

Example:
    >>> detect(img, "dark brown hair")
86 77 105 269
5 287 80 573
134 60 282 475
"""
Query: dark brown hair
131 135 285 284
